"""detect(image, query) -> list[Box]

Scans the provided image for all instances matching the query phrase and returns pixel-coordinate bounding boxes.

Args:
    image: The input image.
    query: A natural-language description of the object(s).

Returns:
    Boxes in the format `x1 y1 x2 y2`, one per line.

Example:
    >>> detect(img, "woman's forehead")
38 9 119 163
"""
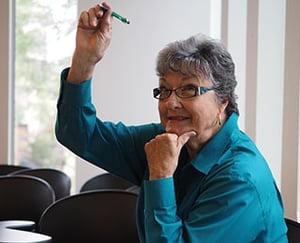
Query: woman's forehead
158 73 211 85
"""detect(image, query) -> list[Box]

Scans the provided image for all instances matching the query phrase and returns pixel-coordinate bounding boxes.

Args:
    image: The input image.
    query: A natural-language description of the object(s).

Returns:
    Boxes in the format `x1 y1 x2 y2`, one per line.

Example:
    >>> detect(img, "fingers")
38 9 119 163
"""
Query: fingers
177 131 196 148
78 11 89 28
145 132 195 180
87 7 99 27
78 3 112 29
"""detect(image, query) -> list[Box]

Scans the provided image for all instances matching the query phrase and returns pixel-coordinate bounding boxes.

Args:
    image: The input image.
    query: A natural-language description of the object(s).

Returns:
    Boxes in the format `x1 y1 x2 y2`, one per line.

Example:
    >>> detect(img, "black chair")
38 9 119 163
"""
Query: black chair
285 217 300 243
0 175 55 225
10 168 71 200
38 189 139 243
0 164 30 175
79 172 135 192
126 185 141 194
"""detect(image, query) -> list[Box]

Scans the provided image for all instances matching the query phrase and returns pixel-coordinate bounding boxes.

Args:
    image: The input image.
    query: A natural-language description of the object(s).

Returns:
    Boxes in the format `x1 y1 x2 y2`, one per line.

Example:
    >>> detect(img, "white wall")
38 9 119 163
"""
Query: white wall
281 0 300 220
256 0 285 195
82 0 211 125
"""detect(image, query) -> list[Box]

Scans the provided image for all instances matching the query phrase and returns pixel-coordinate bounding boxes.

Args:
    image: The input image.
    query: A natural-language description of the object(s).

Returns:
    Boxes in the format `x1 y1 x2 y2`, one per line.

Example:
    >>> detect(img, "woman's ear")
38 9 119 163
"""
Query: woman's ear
219 100 229 114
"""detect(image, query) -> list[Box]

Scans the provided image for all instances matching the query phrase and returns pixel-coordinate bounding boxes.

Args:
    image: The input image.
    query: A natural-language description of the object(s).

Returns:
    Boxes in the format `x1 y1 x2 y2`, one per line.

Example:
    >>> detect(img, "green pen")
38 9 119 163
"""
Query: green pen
98 4 130 24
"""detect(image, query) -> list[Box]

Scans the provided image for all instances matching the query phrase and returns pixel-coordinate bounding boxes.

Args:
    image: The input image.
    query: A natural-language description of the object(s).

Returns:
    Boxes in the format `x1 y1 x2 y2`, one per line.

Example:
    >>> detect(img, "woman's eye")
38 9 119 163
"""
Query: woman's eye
182 85 196 91
160 87 169 93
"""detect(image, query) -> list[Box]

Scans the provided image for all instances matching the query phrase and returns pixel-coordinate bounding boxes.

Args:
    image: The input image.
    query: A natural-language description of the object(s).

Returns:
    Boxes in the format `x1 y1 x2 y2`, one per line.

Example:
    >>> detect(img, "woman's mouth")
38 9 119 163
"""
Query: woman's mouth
168 115 189 121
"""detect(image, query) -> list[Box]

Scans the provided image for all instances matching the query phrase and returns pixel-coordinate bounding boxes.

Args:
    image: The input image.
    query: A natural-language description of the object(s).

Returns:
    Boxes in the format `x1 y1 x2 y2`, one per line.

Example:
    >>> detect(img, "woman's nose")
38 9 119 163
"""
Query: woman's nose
165 92 182 108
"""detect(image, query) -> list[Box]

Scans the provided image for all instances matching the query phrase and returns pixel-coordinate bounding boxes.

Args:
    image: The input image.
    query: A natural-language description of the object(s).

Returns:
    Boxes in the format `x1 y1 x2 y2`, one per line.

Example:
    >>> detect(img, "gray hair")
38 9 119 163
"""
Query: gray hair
156 34 239 116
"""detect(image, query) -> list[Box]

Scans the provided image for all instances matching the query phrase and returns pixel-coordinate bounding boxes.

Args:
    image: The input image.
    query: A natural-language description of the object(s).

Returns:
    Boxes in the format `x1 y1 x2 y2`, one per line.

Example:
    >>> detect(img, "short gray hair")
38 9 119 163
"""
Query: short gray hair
156 34 239 116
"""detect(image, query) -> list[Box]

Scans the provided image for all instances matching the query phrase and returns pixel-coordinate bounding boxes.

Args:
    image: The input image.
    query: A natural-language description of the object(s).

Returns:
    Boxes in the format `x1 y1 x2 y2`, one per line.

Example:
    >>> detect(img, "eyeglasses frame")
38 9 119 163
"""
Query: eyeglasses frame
153 85 214 100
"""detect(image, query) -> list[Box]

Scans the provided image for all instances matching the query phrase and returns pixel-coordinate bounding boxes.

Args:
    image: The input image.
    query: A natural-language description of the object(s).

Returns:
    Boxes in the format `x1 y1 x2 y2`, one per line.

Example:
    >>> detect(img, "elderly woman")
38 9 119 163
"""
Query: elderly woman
55 2 287 242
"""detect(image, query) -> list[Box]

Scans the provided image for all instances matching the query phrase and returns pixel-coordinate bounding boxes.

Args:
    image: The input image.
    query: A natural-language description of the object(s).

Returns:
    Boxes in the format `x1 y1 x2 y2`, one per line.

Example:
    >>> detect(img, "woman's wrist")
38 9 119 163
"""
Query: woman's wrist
67 65 94 83
66 49 98 83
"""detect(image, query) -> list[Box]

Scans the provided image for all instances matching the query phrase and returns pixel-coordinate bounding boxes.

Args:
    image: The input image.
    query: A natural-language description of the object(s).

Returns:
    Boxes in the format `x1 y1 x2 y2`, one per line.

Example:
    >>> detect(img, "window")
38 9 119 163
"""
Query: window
14 0 77 187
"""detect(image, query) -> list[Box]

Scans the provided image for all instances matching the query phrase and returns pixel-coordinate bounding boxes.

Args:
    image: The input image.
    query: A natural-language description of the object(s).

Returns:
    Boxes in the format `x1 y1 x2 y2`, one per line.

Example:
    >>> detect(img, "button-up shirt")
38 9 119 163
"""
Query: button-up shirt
56 68 287 242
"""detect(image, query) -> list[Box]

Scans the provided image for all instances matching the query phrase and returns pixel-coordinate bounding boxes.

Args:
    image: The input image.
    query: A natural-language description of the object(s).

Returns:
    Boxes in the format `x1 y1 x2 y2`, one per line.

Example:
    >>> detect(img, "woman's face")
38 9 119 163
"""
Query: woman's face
158 72 228 149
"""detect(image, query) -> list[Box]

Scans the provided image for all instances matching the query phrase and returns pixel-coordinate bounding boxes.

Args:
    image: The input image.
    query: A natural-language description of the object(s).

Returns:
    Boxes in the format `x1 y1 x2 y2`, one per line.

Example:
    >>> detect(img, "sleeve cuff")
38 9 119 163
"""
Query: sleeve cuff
59 68 92 106
144 177 176 210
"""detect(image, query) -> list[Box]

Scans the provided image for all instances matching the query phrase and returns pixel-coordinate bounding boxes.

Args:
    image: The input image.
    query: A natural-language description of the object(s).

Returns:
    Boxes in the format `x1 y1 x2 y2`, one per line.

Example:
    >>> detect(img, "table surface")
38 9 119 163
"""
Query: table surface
0 220 51 243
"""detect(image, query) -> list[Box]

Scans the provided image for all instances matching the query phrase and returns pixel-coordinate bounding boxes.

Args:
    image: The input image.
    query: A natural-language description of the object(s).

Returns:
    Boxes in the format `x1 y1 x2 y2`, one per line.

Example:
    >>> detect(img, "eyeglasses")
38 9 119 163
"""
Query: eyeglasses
153 85 214 100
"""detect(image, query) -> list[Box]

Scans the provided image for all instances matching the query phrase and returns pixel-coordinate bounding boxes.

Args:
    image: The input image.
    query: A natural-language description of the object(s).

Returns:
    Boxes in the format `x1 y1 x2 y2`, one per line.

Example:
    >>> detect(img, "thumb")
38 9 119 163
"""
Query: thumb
177 131 196 148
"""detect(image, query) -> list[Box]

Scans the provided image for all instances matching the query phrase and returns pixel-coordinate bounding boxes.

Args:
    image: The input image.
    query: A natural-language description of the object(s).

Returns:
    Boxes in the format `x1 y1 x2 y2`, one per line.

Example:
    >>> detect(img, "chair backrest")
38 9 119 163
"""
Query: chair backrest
10 168 71 200
0 164 30 175
285 218 300 243
0 175 55 224
38 189 139 243
79 172 134 192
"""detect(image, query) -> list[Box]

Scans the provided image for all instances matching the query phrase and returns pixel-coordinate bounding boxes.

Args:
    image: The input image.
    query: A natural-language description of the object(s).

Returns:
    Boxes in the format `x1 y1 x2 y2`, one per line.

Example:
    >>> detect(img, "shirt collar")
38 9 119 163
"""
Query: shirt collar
191 112 239 174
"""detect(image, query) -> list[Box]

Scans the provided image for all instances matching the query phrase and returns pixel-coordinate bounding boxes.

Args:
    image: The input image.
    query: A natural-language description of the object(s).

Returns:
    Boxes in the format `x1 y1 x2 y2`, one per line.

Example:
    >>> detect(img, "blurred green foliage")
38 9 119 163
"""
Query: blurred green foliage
14 0 77 169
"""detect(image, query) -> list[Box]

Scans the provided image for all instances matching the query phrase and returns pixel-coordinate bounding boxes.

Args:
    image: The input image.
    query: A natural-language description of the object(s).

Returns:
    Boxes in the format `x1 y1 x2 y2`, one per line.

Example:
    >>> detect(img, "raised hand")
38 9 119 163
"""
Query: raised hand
67 2 113 83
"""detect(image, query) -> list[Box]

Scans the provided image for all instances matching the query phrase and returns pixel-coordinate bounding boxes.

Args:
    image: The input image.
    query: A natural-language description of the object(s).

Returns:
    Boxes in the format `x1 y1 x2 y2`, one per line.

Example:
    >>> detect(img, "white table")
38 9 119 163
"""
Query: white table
0 220 51 243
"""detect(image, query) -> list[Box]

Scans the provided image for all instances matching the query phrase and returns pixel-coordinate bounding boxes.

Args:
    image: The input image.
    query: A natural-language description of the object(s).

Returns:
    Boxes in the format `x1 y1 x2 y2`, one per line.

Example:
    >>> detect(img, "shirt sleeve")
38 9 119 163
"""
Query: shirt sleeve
144 177 183 242
55 68 164 184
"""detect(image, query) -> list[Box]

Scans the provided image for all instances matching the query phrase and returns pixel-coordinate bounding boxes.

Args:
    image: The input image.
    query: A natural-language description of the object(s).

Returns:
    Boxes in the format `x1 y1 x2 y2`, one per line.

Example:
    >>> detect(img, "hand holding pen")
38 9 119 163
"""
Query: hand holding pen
67 2 130 83
68 3 115 83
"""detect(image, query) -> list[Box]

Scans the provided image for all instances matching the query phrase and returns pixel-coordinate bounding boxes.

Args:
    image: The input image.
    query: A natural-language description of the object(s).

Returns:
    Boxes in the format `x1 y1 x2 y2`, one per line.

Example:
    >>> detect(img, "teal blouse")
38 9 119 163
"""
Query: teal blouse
56 68 288 242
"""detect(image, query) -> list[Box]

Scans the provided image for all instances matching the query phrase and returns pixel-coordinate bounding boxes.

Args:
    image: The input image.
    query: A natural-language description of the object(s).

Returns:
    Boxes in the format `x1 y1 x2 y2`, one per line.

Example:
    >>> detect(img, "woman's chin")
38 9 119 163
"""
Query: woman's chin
165 128 186 136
